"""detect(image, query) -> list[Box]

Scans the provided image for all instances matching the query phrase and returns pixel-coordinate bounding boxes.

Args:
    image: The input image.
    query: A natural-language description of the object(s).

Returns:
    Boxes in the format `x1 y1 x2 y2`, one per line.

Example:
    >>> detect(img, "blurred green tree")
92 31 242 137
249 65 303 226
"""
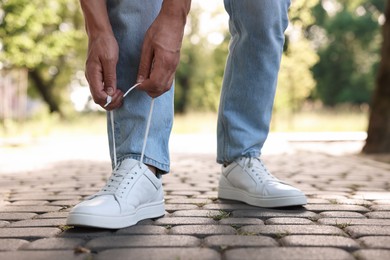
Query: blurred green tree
310 0 384 106
364 0 390 153
0 0 86 115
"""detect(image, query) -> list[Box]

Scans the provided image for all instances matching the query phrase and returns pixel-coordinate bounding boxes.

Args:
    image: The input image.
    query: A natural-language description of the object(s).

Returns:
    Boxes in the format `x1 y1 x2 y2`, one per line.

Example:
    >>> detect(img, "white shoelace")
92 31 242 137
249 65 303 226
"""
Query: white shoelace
246 157 277 182
105 83 154 168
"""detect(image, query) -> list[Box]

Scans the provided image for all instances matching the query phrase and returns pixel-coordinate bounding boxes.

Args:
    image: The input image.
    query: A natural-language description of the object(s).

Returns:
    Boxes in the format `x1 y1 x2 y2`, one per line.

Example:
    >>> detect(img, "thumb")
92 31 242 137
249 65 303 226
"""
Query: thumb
102 61 117 96
136 38 154 87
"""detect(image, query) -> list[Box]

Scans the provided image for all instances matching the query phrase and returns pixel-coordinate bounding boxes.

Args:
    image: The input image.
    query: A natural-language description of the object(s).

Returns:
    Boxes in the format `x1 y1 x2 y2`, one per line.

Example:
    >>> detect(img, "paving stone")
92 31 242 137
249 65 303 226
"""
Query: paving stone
164 204 199 212
353 249 390 260
170 225 236 237
265 218 313 225
304 204 370 213
86 235 201 249
365 212 390 219
319 211 365 218
0 251 90 260
0 205 63 213
203 203 259 211
10 218 67 227
115 225 167 235
224 247 354 260
11 201 49 206
0 228 61 239
352 192 390 200
359 236 390 249
280 235 360 250
35 212 69 219
166 198 212 204
171 210 223 218
219 218 264 226
169 191 201 196
95 248 219 260
59 228 114 239
318 218 390 226
239 225 345 237
232 209 317 219
154 217 217 226
204 235 277 248
0 221 9 227
0 239 29 251
24 238 85 250
345 226 390 238
370 205 390 211
48 200 80 206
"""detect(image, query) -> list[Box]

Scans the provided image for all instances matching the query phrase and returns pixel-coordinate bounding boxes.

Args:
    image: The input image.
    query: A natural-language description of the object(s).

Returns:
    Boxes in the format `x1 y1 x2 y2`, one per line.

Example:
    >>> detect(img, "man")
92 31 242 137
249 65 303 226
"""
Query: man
67 0 306 229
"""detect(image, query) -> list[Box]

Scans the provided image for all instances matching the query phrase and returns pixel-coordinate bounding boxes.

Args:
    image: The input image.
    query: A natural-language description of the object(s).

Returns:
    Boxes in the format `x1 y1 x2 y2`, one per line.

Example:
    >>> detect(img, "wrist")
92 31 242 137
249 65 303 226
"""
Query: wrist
80 0 114 38
160 0 191 24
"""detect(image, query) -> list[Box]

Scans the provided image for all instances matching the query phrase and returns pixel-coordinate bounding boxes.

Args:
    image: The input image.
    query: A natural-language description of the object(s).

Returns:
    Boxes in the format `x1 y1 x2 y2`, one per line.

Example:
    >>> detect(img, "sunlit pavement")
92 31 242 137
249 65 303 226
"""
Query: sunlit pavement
1 133 390 259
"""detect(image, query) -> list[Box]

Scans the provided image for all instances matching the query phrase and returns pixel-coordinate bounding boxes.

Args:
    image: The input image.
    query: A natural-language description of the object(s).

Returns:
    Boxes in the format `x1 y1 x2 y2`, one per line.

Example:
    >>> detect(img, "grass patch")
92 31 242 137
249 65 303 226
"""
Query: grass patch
208 210 230 221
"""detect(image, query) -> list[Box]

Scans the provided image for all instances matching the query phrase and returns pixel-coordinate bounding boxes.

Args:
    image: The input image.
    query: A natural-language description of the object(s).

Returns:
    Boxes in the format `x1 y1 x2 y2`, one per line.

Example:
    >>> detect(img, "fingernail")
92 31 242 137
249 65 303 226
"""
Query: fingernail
107 87 114 95
137 75 144 83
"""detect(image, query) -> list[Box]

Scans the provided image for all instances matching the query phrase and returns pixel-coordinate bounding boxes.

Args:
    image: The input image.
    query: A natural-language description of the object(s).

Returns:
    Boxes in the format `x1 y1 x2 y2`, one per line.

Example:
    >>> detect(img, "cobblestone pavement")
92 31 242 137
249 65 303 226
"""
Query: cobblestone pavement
1 151 390 260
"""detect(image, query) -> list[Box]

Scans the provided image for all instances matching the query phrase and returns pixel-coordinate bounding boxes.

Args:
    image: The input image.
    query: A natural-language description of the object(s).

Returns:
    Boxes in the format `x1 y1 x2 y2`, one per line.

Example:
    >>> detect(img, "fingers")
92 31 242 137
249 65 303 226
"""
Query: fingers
137 51 178 98
101 55 117 96
104 88 124 111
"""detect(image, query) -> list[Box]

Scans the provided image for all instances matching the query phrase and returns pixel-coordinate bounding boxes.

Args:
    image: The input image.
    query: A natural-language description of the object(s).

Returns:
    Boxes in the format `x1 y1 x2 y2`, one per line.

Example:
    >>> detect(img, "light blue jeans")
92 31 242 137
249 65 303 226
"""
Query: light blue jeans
106 0 290 172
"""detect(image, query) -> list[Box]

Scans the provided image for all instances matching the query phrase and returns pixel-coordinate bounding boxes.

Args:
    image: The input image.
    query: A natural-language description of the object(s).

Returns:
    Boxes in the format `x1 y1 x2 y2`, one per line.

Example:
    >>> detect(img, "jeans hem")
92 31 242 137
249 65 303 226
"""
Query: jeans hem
117 154 170 174
216 151 261 165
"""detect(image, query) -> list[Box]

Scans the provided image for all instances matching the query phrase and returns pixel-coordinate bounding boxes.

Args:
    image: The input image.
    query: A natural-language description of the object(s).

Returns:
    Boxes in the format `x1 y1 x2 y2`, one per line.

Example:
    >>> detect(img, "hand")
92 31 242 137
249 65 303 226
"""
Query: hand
85 34 123 110
136 10 188 98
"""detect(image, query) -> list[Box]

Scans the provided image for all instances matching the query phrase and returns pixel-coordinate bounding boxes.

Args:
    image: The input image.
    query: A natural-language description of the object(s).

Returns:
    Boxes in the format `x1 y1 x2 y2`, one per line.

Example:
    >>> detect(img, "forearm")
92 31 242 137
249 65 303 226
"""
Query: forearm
79 0 114 38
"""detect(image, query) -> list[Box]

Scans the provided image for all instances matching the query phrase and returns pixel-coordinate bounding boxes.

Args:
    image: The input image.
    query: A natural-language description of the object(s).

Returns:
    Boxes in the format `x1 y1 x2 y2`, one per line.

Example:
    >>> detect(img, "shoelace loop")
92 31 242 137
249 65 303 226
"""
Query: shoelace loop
246 157 276 182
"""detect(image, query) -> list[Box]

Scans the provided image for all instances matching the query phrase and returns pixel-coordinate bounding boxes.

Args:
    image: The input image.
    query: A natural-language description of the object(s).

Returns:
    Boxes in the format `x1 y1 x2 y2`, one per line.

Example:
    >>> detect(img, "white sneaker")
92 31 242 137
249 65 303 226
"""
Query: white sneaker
218 157 307 208
66 158 165 229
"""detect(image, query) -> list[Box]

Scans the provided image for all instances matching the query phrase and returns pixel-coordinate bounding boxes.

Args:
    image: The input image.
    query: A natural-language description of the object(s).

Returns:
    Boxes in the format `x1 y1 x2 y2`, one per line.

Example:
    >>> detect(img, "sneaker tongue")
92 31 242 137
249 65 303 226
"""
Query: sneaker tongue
118 158 139 170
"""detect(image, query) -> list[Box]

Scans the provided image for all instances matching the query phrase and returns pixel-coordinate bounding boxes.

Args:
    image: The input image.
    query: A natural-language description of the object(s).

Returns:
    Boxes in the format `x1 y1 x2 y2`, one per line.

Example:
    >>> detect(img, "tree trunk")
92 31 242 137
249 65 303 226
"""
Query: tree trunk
363 0 390 153
29 69 63 116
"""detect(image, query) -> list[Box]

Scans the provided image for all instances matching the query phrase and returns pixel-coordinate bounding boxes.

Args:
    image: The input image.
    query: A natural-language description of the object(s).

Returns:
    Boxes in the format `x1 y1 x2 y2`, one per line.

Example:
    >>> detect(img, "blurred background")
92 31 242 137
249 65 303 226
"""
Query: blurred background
0 0 389 172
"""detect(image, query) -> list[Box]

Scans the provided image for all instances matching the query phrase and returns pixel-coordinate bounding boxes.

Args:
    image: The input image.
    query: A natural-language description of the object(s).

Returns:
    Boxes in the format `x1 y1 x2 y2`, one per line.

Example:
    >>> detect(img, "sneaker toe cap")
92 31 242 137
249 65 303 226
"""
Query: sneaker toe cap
70 195 121 216
264 181 305 197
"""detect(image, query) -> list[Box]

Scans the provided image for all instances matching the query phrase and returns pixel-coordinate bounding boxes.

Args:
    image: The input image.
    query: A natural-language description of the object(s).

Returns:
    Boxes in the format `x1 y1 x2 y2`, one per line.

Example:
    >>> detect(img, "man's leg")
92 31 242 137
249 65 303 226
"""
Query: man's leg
107 0 174 173
217 0 307 207
67 0 171 229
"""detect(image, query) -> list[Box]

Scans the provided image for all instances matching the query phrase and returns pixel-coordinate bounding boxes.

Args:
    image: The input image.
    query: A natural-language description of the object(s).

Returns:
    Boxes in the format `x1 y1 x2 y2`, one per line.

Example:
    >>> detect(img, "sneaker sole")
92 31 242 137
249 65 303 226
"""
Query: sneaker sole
218 187 307 208
66 200 165 229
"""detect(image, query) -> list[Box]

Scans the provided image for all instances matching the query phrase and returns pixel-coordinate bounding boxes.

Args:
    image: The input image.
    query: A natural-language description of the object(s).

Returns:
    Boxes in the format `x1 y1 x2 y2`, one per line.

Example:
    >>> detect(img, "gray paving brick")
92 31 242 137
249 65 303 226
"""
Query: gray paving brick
115 225 167 235
57 228 113 239
48 200 80 206
219 218 264 226
280 235 360 250
304 204 370 213
370 205 390 211
318 218 390 226
265 217 313 225
204 235 277 248
24 238 85 250
35 212 69 219
359 236 390 249
154 217 217 226
0 227 61 239
0 205 63 213
239 225 345 237
95 248 220 260
203 203 258 211
0 251 90 260
166 198 212 204
171 210 223 217
319 211 365 218
345 226 390 238
353 249 390 260
224 247 354 260
0 239 29 251
10 218 67 227
86 235 200 249
352 192 390 200
232 209 317 219
0 221 9 227
164 204 199 212
365 211 390 219
170 225 236 237
0 213 37 221
11 201 49 206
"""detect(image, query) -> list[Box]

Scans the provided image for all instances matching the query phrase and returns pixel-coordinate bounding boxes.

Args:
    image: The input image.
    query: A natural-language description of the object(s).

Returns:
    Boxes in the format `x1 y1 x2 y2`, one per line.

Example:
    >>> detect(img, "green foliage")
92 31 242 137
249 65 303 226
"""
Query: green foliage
0 0 87 114
310 0 384 106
